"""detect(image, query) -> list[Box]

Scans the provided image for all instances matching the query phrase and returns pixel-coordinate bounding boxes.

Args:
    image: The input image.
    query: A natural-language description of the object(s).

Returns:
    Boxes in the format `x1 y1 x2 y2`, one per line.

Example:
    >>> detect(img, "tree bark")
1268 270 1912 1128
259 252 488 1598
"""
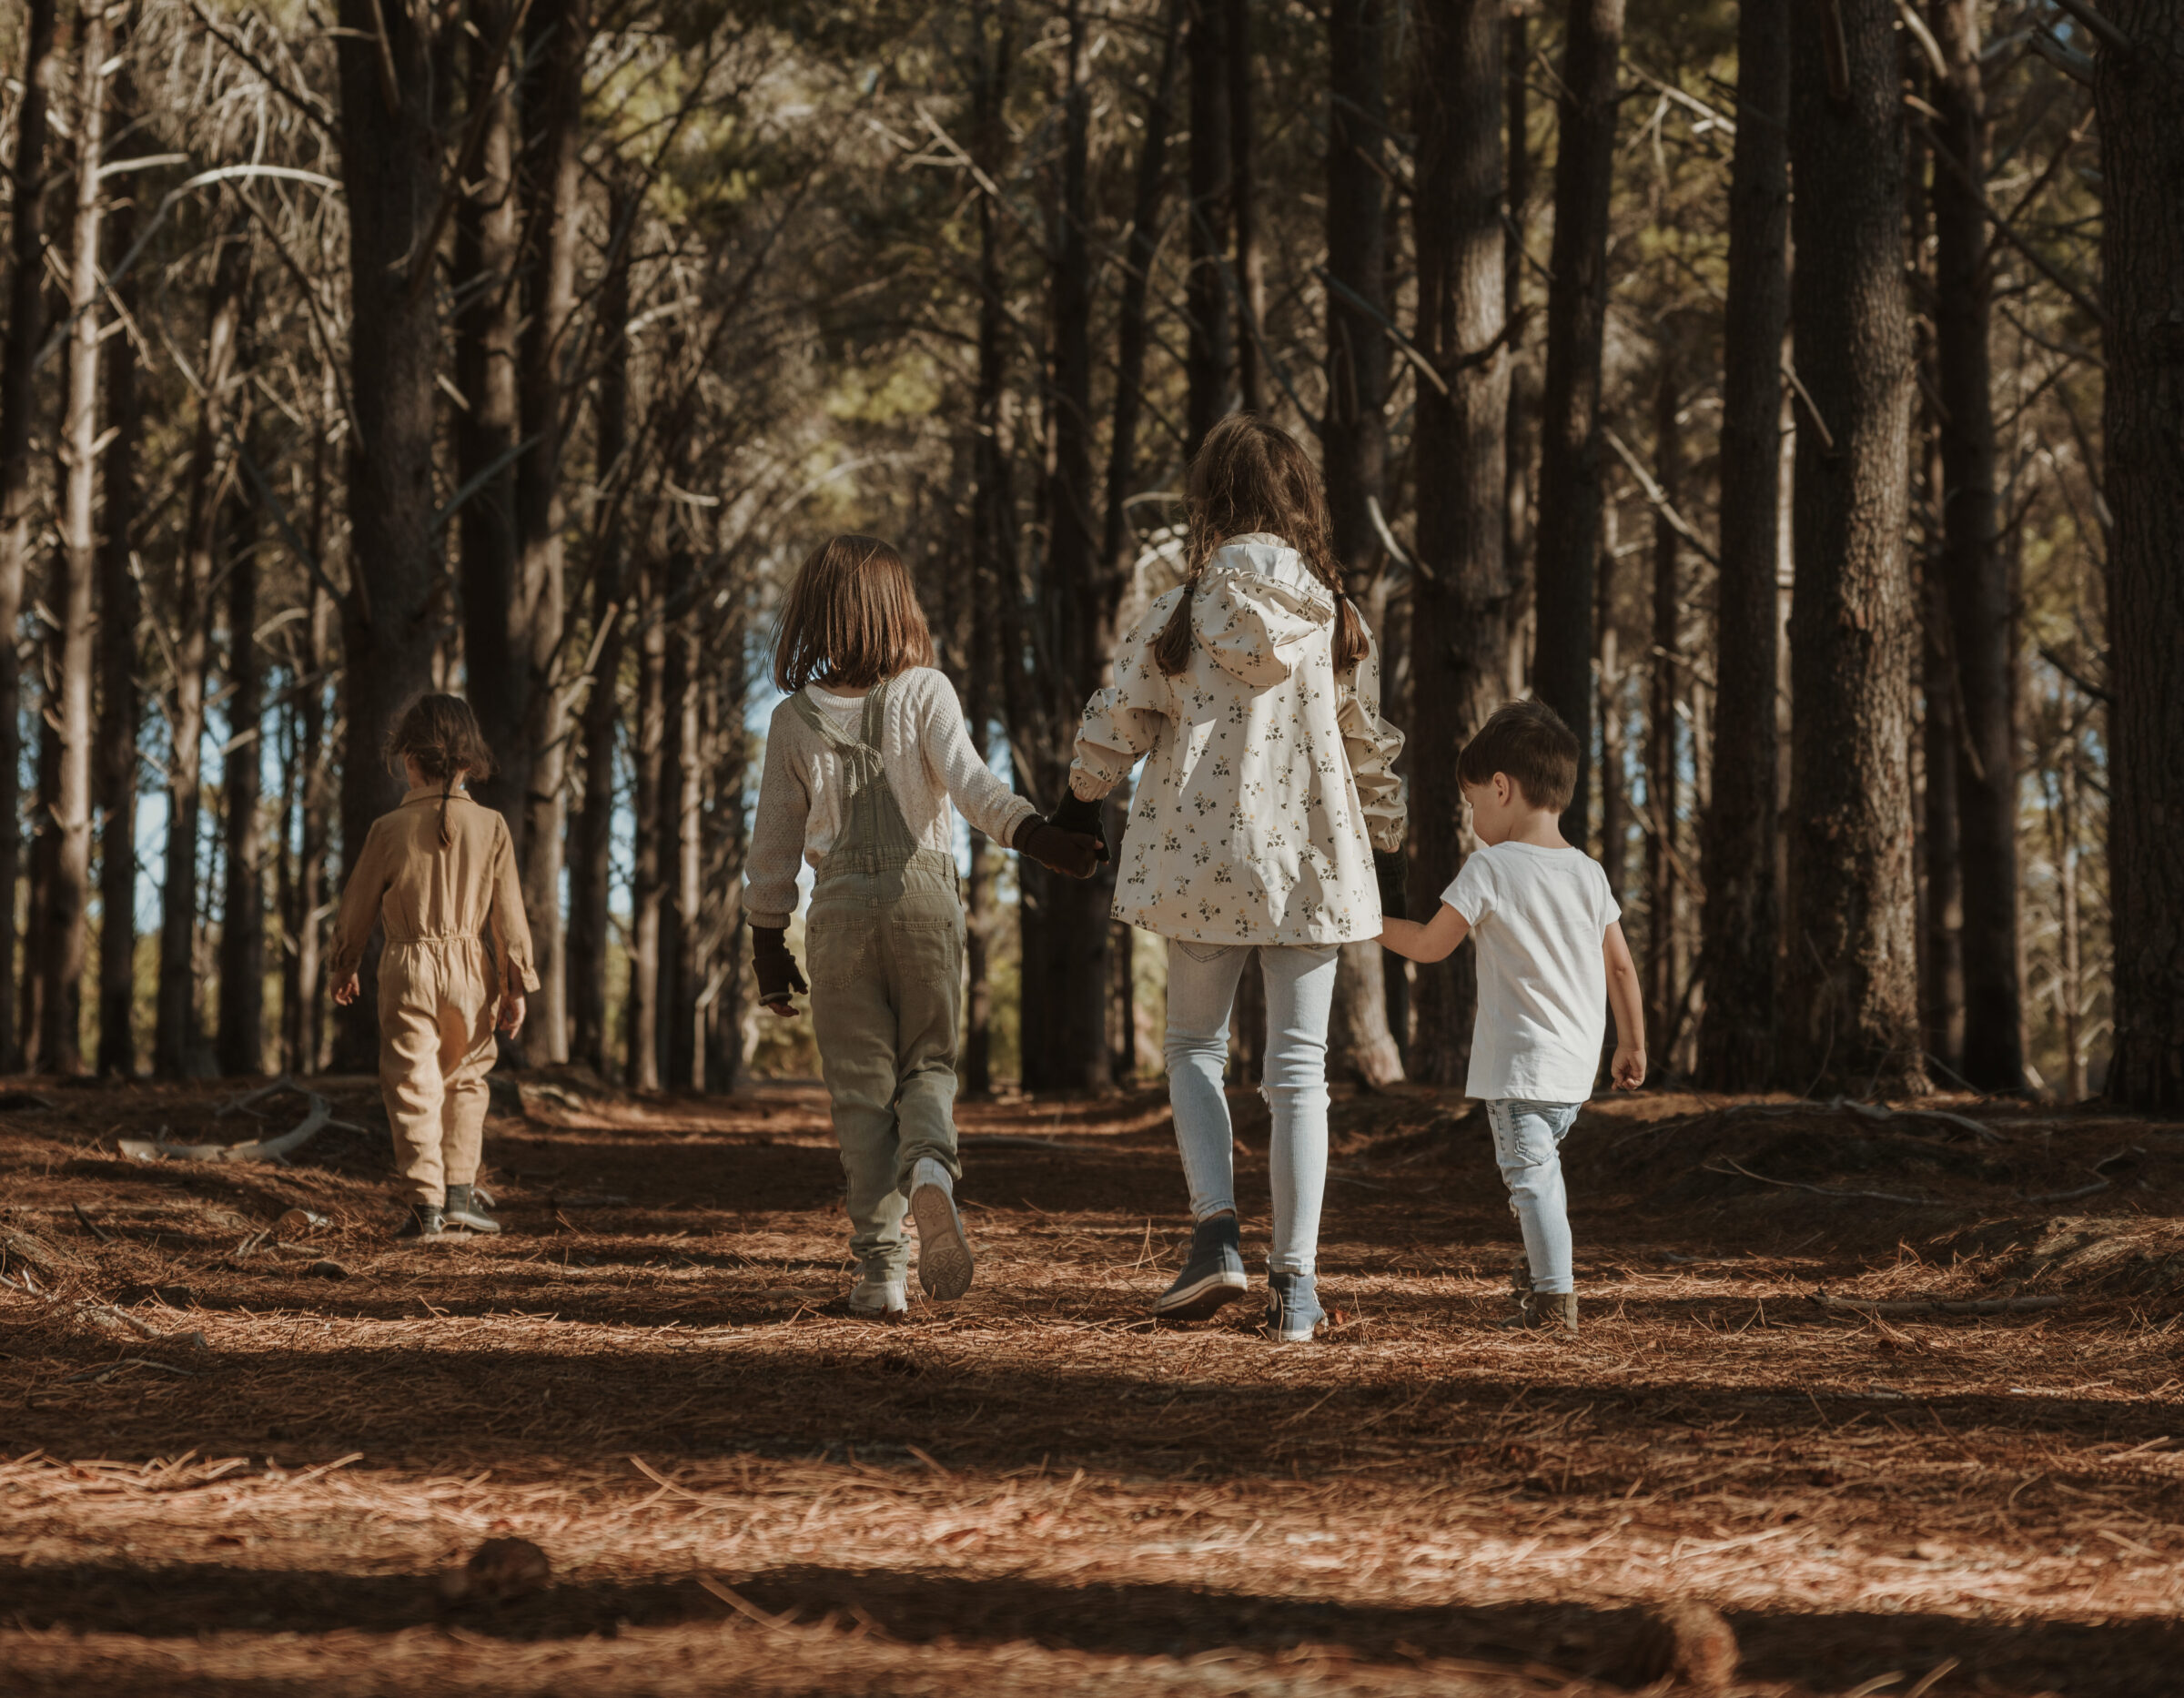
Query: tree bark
287 584 331 1075
1597 506 1627 901
1502 2 1538 700
1646 342 1680 1063
963 0 1016 1097
657 549 698 1091
40 0 110 1075
2098 2 2184 1107
331 1 455 1071
217 496 264 1076
626 556 665 1090
510 0 588 1063
1927 0 2021 1090
1530 0 1624 846
1408 0 1509 1087
1322 0 1403 1088
1224 0 1266 416
1783 0 1927 1094
1696 0 1787 1091
1020 3 1115 1094
0 0 57 1073
96 129 140 1079
1184 0 1233 450
156 214 248 1078
567 187 632 1076
1921 550 1966 1076
700 596 748 1091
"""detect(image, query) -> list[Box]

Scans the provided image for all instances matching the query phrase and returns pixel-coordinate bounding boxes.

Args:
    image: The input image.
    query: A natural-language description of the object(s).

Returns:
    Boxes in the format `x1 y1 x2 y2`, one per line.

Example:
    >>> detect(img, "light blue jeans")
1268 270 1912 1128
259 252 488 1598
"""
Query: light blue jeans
1163 940 1340 1278
1487 1099 1583 1294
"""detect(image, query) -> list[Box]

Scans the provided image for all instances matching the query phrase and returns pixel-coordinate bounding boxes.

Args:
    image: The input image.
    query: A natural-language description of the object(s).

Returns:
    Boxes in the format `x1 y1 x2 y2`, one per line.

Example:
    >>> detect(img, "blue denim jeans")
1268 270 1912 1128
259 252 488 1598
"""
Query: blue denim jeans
1487 1099 1583 1294
1163 940 1340 1277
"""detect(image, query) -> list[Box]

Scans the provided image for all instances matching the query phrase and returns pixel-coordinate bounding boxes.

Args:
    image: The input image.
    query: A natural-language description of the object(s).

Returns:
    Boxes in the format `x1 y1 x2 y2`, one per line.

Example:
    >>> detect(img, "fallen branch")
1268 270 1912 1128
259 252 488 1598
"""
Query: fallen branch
118 1093 332 1165
215 1073 299 1118
1835 1098 2008 1145
1701 1157 1946 1207
1 1225 90 1277
958 1135 1081 1153
1809 1290 2068 1317
71 1203 116 1243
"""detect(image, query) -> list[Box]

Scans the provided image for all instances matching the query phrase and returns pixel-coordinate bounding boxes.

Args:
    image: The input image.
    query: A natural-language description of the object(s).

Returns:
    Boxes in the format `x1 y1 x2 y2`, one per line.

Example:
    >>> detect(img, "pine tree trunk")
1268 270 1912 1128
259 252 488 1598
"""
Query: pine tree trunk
1928 0 2020 1090
1184 0 1233 450
217 494 265 1076
1646 345 1680 1063
1696 0 1787 1090
1920 497 1966 1076
1530 0 1624 845
701 600 748 1091
454 0 522 832
626 557 665 1091
1783 0 1927 1094
42 0 109 1075
0 0 56 1074
964 0 1016 1096
1597 515 1627 902
1322 0 1403 1089
1021 3 1114 1094
2058 733 2085 1102
288 587 331 1074
511 0 588 1064
1409 0 1510 1087
156 216 248 1078
2098 1 2184 1107
332 1 455 1071
1224 0 1266 415
96 137 140 1079
567 187 632 1076
658 551 698 1091
1502 2 1536 699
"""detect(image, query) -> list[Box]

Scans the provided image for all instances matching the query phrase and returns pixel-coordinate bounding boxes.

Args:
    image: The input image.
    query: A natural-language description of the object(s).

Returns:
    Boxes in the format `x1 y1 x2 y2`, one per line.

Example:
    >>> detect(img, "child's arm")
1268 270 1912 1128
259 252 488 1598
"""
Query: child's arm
746 705 813 1016
487 818 539 1037
1057 602 1176 844
1603 921 1646 1089
326 821 389 1006
1378 902 1471 963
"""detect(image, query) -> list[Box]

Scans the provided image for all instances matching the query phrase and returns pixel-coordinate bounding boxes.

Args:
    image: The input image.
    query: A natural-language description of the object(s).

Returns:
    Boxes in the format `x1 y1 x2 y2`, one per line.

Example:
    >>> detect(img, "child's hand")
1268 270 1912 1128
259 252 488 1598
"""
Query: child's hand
498 991 527 1038
1612 1043 1646 1091
330 971 359 1007
764 997 801 1020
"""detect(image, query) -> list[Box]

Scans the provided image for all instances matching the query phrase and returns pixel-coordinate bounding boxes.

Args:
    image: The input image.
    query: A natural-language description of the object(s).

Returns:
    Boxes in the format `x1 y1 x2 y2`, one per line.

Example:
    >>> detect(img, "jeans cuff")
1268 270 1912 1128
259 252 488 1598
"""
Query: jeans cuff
1192 1199 1238 1223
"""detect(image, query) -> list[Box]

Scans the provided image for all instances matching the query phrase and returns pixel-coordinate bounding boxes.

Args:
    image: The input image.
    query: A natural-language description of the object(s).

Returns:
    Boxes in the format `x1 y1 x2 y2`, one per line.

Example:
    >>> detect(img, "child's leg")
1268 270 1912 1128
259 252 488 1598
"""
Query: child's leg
808 908 910 1277
1161 943 1251 1221
379 947 450 1207
439 942 499 1190
1487 1100 1582 1293
1259 944 1339 1277
880 877 964 1189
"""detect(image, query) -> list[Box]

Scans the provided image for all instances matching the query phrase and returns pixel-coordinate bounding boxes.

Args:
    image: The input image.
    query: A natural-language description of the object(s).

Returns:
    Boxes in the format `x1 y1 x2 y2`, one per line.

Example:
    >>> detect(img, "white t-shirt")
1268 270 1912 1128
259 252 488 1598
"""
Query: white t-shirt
1442 842 1621 1104
804 682 867 734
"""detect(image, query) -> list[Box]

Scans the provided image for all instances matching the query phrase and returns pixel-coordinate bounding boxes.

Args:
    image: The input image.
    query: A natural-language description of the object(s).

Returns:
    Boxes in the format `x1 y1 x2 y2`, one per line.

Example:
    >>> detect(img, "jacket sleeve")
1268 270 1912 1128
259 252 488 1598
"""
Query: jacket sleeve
325 819 389 980
744 702 811 929
1338 627 1408 853
1068 596 1177 802
487 815 541 992
918 673 1037 847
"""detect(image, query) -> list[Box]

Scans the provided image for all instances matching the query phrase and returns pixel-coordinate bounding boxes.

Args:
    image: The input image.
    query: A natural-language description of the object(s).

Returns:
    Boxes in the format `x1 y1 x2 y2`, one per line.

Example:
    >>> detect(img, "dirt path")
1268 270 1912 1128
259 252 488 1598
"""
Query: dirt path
3 1076 2181 1695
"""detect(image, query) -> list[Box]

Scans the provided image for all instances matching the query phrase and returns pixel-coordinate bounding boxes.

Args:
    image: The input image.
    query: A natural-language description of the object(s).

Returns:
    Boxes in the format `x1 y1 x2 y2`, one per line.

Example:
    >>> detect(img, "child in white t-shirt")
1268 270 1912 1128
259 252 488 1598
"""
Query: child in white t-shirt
1379 700 1645 1332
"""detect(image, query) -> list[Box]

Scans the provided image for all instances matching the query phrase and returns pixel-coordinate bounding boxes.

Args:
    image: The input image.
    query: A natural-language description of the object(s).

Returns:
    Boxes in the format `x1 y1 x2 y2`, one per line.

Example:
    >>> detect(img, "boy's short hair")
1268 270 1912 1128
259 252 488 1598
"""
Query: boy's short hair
1457 700 1578 813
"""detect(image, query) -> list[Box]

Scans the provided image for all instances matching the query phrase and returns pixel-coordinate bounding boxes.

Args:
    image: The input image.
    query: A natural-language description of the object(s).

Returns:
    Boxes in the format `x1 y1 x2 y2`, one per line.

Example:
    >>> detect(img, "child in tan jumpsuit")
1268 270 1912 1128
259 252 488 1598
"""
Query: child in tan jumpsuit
747 536 1103 1316
329 695 537 1241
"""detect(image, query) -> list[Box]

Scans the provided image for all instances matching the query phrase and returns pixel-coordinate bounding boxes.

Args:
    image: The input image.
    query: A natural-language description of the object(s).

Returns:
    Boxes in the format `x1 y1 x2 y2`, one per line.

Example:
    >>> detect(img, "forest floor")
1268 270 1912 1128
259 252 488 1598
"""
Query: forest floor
2 1071 2182 1697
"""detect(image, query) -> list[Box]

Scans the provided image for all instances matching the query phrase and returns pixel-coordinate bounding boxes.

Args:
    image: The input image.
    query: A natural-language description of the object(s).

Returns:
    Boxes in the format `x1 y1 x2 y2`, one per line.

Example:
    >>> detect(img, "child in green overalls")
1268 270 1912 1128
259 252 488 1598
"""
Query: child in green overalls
745 535 1102 1315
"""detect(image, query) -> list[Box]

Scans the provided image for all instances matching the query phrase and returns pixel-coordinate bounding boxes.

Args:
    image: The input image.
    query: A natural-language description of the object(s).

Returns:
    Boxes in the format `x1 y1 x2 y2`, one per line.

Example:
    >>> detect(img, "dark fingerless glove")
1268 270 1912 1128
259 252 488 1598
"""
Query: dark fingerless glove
1014 817 1101 879
752 925 808 1006
1048 787 1110 861
1374 849 1409 922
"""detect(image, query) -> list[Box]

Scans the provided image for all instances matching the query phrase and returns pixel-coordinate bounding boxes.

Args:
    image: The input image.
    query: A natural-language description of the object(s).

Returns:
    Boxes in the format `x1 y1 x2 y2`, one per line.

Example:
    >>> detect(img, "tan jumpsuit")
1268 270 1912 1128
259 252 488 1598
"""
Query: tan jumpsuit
329 785 538 1207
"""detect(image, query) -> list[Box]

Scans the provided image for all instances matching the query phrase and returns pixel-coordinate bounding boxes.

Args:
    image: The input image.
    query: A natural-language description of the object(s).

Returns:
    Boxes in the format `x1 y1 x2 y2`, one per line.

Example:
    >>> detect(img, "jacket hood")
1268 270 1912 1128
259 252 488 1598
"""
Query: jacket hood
1190 535 1334 688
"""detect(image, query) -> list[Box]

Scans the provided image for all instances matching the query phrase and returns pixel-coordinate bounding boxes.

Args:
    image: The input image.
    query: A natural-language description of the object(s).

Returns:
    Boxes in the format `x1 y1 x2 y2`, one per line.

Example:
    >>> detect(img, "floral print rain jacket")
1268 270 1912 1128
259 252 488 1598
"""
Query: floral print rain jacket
1067 534 1407 945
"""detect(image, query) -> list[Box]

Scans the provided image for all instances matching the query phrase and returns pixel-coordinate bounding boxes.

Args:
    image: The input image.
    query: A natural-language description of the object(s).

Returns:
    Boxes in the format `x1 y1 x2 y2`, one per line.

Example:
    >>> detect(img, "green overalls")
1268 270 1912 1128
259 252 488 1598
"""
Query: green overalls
794 677 966 1279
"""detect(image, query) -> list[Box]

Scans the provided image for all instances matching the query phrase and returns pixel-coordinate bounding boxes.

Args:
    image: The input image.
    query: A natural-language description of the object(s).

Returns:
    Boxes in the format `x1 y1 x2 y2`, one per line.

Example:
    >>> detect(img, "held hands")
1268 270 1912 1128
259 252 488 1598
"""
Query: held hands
1015 817 1103 880
1046 789 1110 864
1373 849 1408 922
1612 1043 1647 1091
752 925 808 1018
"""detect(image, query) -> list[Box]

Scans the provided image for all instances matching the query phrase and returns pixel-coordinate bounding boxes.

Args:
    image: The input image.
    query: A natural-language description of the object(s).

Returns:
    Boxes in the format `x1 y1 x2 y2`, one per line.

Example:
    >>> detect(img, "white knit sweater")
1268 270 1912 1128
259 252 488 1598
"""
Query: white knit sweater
744 667 1035 927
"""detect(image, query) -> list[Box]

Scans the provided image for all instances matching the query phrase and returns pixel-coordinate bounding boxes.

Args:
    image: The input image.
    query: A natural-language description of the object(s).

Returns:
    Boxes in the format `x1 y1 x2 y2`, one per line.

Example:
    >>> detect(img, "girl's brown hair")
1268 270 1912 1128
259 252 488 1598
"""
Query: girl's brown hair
772 534 938 692
384 694 496 845
1151 413 1370 677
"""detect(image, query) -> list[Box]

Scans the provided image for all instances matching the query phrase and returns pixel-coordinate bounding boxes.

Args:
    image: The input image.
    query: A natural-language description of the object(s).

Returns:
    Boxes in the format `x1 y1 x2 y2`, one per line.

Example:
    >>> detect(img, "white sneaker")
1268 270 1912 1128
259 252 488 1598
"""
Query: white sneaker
908 1157 974 1300
847 1259 907 1317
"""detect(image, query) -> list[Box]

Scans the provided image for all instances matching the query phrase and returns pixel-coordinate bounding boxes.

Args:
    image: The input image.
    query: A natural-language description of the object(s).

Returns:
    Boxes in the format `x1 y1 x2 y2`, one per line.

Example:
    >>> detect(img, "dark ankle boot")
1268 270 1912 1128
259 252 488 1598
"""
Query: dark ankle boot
443 1184 501 1235
398 1203 445 1240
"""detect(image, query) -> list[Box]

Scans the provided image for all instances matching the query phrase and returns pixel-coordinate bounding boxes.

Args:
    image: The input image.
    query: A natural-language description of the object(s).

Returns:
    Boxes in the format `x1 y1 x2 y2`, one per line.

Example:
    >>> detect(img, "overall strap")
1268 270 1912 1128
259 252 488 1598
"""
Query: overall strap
801 675 920 872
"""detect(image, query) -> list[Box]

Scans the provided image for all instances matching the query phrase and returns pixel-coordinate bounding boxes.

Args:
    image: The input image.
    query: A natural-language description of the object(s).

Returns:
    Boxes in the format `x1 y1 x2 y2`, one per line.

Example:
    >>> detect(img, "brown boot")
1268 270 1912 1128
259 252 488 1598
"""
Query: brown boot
1500 1289 1578 1332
